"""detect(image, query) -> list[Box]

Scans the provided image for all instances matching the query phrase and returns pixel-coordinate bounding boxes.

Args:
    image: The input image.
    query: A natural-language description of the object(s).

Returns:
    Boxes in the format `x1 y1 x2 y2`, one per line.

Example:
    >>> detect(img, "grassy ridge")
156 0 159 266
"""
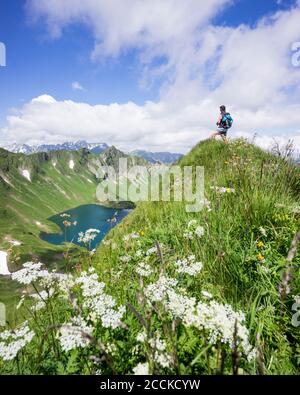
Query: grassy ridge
93 139 300 373
0 139 299 374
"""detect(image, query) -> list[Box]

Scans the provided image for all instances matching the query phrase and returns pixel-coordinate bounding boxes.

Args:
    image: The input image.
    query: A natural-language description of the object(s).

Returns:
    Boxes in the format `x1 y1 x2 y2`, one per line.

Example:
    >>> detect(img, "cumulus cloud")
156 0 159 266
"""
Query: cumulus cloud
71 81 84 91
1 0 300 153
1 94 300 153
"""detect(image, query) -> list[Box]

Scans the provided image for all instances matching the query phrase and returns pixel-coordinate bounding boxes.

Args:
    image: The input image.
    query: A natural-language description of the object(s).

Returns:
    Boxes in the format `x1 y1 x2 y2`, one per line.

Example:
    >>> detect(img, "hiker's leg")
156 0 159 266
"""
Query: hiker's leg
221 134 227 143
211 131 220 139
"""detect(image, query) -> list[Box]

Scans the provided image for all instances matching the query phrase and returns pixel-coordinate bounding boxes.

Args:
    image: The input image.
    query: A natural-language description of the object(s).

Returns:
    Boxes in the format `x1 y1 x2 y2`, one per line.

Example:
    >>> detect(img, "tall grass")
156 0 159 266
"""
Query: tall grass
0 139 299 375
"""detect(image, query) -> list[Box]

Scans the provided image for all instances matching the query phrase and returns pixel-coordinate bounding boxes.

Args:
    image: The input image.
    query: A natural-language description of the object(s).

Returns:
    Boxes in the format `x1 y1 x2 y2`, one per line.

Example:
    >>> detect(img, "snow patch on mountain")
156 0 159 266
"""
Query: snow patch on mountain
22 169 31 182
0 251 10 276
2 140 109 155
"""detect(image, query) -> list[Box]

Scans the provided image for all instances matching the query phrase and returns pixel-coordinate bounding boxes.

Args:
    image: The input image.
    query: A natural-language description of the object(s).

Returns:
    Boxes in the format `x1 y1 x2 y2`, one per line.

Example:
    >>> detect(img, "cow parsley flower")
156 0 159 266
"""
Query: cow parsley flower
183 300 255 360
58 316 93 352
123 232 140 242
145 246 156 255
165 290 196 319
120 255 131 263
137 331 172 369
183 221 204 239
136 330 147 343
29 288 54 311
11 262 49 285
195 226 204 238
133 362 149 375
0 322 35 361
136 262 153 277
145 275 178 303
174 255 203 276
76 271 125 329
78 229 100 244
202 290 213 299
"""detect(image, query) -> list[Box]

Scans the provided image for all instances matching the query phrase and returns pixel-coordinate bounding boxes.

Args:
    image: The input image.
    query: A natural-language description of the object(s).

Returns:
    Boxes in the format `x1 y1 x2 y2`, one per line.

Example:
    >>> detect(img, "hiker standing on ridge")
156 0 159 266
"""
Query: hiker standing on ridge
211 105 233 142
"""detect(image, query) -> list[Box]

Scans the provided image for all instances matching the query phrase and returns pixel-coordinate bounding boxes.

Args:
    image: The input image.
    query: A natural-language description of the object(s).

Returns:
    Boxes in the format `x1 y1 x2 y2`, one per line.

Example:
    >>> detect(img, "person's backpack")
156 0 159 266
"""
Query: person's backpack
221 113 233 129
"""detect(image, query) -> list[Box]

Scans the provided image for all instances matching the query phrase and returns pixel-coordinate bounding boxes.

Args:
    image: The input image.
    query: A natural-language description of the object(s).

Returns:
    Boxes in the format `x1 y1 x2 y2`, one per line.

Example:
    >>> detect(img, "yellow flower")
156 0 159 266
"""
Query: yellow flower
257 253 265 261
257 241 264 248
140 230 145 236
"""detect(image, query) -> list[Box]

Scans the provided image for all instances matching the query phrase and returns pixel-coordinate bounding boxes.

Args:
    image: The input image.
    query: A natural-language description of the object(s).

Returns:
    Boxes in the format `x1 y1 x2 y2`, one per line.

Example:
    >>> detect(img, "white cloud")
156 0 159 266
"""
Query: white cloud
71 81 84 91
2 0 299 153
1 94 300 153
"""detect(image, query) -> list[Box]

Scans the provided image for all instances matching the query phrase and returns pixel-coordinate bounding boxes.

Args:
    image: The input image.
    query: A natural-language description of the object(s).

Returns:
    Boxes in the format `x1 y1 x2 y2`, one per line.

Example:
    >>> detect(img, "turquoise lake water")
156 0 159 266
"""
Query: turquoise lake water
41 204 130 249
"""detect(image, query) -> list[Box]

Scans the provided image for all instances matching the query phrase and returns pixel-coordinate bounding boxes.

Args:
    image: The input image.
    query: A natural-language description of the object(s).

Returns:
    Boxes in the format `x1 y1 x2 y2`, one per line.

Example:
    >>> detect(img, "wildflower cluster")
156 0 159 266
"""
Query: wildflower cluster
135 261 153 277
210 186 235 194
11 262 49 285
174 255 203 276
58 316 93 352
123 232 140 242
3 263 126 360
78 229 100 245
137 331 172 369
75 268 126 329
183 220 204 240
143 271 255 361
0 322 35 361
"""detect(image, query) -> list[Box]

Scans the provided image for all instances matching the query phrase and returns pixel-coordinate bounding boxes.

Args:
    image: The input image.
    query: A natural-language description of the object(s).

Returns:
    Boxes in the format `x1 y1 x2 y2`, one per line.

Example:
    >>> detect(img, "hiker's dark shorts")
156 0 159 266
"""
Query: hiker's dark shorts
217 127 228 136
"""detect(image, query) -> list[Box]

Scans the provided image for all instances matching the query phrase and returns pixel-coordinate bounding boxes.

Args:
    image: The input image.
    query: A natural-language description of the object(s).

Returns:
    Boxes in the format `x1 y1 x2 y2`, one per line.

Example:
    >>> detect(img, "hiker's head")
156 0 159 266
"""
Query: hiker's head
220 105 226 113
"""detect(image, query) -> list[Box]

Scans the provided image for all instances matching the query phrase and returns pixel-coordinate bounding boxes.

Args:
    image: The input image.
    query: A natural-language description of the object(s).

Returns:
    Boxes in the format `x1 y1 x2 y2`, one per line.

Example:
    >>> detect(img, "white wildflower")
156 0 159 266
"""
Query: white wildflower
293 295 300 304
133 362 149 375
0 322 35 361
11 262 49 285
76 271 125 329
183 300 255 360
135 250 143 258
123 232 140 242
58 316 93 352
184 221 204 239
195 226 204 238
165 290 196 319
78 229 100 244
259 227 267 237
136 330 147 343
202 291 213 299
145 275 178 303
149 333 172 368
183 231 194 240
120 255 131 263
136 262 153 277
146 246 157 256
174 256 203 276
30 288 54 311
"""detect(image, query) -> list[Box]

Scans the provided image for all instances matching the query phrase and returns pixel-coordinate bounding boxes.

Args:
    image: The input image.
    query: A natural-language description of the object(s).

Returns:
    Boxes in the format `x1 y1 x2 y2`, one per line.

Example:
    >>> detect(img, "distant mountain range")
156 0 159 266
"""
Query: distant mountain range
3 141 109 155
131 150 183 164
2 140 183 164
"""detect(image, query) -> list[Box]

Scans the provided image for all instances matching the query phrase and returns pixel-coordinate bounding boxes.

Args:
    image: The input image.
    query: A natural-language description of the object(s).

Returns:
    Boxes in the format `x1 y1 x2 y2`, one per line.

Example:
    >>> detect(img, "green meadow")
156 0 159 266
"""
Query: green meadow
0 139 299 374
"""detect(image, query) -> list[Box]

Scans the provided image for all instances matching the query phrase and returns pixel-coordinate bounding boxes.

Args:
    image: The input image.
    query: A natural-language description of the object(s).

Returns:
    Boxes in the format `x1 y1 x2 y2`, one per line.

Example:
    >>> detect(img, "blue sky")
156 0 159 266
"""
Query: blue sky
0 0 299 152
0 1 154 124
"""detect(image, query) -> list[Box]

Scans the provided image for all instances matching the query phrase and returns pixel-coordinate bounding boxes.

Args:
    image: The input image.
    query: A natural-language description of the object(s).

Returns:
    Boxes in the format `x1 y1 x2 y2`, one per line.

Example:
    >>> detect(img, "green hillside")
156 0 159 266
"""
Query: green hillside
0 139 299 374
0 146 146 311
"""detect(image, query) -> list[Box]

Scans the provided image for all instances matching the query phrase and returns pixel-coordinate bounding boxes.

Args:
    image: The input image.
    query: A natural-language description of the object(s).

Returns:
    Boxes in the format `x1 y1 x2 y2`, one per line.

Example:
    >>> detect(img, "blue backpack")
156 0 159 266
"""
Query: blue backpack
221 113 233 129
